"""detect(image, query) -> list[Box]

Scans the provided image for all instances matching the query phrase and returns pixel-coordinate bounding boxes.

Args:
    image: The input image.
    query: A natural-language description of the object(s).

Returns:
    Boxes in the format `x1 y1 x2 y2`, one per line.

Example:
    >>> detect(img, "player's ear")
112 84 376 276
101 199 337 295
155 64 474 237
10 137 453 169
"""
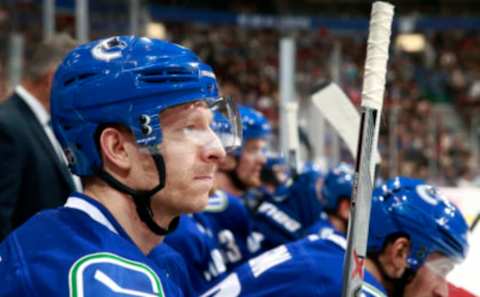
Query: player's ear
337 198 351 221
388 237 410 278
98 126 134 172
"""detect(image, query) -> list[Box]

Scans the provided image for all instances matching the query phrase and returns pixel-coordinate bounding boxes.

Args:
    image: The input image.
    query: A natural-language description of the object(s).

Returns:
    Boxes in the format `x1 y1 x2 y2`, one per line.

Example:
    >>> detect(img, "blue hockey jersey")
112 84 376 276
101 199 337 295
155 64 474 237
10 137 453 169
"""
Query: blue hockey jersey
149 243 195 297
244 174 324 251
164 191 264 294
164 212 228 294
305 215 346 239
203 190 264 269
200 233 388 297
0 193 185 297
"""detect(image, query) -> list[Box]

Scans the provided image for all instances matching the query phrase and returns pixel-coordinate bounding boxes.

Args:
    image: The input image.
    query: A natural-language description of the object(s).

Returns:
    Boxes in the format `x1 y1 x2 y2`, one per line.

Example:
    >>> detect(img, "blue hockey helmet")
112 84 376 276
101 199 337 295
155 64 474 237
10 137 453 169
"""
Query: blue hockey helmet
284 169 324 227
261 154 290 185
320 163 354 211
368 177 469 271
264 154 288 171
51 36 239 176
371 175 425 198
383 176 425 193
302 161 323 176
238 105 272 142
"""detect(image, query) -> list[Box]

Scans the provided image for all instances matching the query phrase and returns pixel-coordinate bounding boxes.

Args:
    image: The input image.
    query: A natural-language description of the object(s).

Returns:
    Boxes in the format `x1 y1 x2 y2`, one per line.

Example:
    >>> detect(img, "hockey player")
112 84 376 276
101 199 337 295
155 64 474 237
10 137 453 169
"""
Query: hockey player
200 178 469 297
307 163 354 237
215 105 272 197
259 154 290 194
163 112 265 293
208 106 274 261
213 106 326 253
0 36 241 296
245 167 324 250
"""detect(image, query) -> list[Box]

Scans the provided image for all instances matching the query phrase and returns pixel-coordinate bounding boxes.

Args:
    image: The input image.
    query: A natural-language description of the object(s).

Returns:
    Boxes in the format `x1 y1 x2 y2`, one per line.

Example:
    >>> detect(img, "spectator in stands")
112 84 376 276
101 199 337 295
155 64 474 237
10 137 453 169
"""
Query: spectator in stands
0 34 78 240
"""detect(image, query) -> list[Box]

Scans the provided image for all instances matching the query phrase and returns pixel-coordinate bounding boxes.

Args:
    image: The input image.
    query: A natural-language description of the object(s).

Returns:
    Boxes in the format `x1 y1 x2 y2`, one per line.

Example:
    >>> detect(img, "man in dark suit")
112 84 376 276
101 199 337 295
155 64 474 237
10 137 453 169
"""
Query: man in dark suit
0 34 78 240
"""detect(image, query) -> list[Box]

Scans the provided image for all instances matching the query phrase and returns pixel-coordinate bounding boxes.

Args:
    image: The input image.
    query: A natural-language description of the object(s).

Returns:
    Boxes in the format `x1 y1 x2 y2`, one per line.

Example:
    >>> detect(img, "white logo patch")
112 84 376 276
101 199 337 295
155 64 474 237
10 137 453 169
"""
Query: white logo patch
69 252 164 297
416 184 439 206
91 37 126 62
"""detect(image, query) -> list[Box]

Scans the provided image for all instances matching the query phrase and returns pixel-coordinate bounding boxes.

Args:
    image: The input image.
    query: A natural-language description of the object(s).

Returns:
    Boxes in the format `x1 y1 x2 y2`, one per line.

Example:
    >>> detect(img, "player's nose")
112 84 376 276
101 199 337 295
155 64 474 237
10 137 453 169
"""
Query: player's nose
202 129 226 164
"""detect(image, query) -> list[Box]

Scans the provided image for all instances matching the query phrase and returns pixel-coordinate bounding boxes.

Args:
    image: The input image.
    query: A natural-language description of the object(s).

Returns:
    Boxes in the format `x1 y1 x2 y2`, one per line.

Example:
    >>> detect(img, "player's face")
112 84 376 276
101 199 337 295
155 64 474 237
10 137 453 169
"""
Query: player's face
403 253 451 297
151 101 226 214
236 139 267 188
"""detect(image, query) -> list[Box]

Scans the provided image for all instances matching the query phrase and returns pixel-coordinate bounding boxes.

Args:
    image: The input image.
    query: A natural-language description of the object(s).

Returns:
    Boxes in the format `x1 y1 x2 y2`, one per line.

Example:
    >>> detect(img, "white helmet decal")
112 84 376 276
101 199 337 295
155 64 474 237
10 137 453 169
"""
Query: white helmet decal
91 37 126 61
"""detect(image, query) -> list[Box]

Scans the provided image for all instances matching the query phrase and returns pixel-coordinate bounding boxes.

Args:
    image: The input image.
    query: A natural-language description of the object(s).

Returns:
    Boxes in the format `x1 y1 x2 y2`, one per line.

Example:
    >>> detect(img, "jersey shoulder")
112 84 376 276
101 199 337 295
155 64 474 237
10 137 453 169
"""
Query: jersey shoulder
0 207 184 297
363 271 388 297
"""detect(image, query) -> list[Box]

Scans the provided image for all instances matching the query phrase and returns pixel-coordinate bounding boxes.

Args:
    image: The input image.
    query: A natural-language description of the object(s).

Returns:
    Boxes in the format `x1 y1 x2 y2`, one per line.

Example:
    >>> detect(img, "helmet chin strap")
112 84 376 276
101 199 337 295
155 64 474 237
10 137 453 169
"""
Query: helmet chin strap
97 153 179 236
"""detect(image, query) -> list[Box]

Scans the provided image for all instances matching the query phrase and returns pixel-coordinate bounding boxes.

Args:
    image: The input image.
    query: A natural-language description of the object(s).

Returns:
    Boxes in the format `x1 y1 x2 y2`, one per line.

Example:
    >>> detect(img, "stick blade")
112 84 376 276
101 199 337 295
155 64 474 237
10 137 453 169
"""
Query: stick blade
310 82 381 165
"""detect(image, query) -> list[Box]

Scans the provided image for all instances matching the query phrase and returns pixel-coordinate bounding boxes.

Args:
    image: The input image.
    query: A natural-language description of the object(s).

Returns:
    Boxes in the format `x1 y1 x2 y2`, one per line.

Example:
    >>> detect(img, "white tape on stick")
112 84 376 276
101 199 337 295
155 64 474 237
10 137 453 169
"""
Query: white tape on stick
361 1 394 110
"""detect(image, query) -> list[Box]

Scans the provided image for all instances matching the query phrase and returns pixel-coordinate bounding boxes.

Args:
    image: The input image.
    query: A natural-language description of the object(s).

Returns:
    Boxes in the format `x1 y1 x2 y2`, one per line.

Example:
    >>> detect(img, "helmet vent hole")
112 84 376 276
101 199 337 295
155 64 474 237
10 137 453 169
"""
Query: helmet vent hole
78 72 97 80
63 72 97 86
138 67 196 83
63 77 75 87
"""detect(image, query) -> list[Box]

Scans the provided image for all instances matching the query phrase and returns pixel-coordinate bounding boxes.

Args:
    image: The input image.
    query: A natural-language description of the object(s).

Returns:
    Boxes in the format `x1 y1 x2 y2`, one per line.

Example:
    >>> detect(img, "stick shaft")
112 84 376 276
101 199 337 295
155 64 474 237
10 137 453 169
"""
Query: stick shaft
342 108 377 297
341 2 394 296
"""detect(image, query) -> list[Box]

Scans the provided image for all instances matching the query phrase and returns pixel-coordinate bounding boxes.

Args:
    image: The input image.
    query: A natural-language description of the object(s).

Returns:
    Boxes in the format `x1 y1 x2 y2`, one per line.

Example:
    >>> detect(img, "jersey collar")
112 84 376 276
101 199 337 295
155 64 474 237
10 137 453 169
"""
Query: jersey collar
64 192 132 242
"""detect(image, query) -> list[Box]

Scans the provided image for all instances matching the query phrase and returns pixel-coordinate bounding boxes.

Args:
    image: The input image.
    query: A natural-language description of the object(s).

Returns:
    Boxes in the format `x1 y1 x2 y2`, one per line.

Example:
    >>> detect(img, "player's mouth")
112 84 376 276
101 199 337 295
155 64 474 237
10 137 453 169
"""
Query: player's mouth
194 175 215 190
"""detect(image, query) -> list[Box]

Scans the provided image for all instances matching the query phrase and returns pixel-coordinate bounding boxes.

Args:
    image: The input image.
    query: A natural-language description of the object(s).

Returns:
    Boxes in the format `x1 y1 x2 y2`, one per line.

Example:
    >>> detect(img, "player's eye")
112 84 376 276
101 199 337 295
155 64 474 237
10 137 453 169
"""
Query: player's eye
183 125 196 132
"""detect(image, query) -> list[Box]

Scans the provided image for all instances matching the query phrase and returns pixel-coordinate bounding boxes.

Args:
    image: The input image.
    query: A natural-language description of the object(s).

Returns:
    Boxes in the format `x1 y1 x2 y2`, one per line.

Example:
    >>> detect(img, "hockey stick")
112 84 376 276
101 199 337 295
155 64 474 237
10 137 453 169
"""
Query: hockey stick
341 2 394 297
279 37 301 175
310 82 382 165
285 101 300 175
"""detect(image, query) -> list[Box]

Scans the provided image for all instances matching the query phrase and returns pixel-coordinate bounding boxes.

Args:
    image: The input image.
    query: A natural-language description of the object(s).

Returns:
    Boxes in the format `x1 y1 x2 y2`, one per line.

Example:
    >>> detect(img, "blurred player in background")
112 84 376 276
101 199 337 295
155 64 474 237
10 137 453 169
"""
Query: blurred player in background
216 105 272 197
201 177 469 297
245 164 324 250
306 163 354 237
0 36 241 296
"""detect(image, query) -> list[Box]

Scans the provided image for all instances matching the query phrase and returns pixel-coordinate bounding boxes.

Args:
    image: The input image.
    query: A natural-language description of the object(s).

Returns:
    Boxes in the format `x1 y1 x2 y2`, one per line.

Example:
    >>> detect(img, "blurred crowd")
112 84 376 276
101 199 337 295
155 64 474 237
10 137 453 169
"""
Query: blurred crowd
1 8 480 187
165 23 480 187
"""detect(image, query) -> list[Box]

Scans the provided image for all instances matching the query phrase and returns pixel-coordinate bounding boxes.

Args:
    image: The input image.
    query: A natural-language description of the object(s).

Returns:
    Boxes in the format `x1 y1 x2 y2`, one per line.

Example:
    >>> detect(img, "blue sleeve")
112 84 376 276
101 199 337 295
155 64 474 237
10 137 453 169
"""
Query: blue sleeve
201 242 329 297
249 200 302 250
0 236 32 296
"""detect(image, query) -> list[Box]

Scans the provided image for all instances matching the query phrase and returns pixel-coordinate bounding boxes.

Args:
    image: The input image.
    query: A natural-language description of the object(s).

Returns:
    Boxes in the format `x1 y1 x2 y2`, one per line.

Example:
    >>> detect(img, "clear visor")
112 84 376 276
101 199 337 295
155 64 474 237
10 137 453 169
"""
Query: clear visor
134 97 241 157
423 254 462 279
134 98 242 197
146 97 241 154
209 96 242 152
403 254 461 297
